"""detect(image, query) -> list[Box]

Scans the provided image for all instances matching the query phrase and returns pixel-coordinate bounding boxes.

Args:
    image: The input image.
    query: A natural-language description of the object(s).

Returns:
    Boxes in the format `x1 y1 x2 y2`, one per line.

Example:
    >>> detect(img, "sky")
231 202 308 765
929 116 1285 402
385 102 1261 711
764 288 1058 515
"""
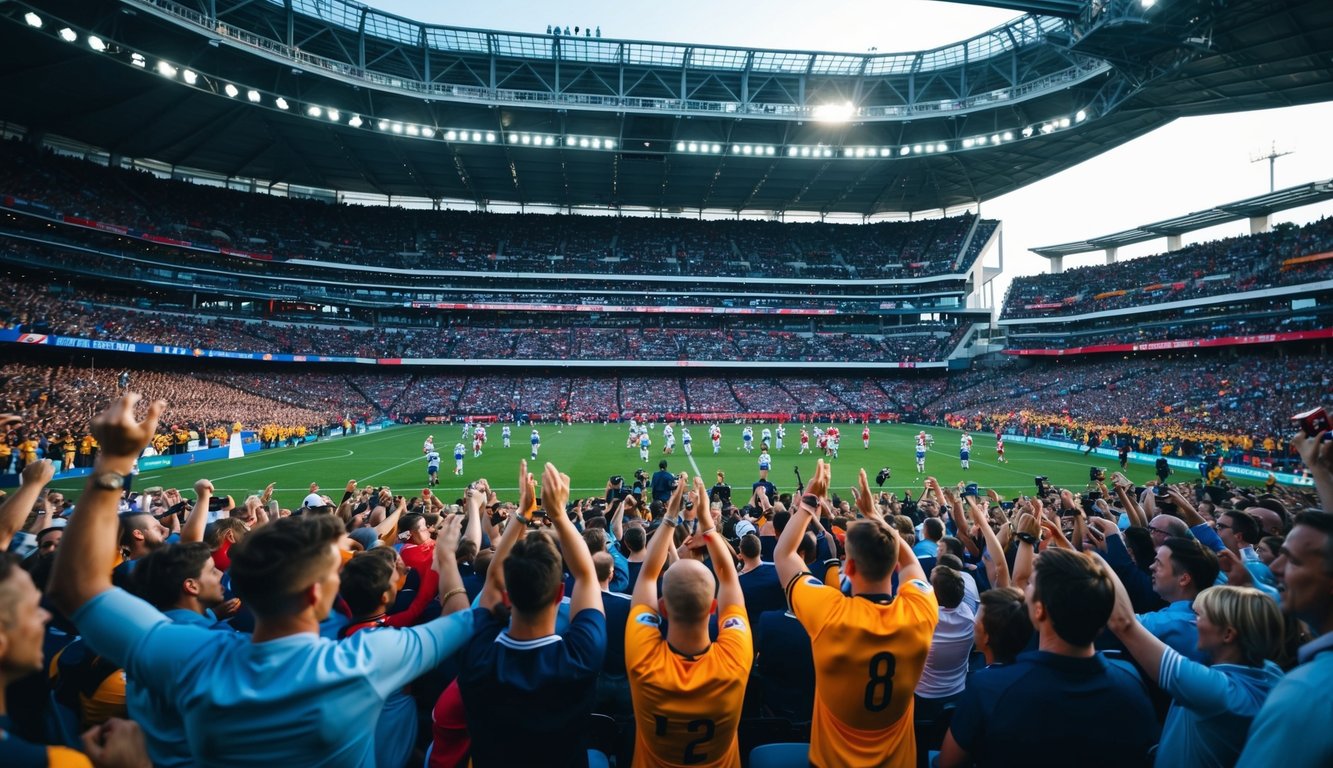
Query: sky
364 0 1333 294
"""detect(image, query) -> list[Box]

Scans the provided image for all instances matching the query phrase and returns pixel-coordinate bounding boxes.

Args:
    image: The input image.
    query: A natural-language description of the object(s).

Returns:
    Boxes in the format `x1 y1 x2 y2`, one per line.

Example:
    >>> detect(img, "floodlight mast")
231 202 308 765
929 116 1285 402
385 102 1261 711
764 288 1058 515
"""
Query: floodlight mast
1250 141 1294 194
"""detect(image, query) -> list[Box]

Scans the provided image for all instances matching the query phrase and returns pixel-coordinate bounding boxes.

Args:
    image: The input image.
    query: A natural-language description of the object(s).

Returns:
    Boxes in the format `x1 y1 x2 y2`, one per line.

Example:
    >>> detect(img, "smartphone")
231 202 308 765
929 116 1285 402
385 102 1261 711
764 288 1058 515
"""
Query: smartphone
1292 407 1331 438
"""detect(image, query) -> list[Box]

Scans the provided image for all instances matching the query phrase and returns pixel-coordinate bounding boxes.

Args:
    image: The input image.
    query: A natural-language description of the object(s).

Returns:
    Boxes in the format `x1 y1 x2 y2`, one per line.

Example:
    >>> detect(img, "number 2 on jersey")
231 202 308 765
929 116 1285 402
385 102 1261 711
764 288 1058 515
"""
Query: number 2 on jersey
864 651 896 712
655 715 716 764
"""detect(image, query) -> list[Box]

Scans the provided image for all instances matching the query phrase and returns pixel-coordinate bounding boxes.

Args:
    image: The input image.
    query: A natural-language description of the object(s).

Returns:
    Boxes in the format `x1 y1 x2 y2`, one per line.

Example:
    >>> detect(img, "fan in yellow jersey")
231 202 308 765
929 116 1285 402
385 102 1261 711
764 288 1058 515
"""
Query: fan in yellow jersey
775 461 938 768
626 474 752 768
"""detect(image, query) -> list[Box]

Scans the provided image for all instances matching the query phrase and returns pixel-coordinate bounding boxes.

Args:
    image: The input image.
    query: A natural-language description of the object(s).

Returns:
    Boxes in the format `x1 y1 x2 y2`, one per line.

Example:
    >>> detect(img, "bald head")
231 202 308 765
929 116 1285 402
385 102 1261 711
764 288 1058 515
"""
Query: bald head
1153 515 1189 538
661 559 716 625
1245 507 1285 538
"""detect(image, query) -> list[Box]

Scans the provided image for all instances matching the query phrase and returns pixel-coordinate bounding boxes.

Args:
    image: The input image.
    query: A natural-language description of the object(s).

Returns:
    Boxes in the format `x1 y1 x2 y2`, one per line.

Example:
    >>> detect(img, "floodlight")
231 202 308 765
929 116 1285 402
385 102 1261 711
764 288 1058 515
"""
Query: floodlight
963 138 974 148
591 138 601 149
520 134 531 144
157 61 177 78
731 145 740 154
676 141 686 151
1141 0 1155 7
23 12 41 28
764 146 774 155
485 132 496 142
87 36 106 52
579 138 589 147
326 109 339 121
854 147 865 158
131 53 146 67
1058 117 1071 128
936 142 948 152
925 144 935 153
813 101 854 123
800 147 811 157
913 145 923 154
224 83 238 97
247 89 261 102
392 123 404 134
405 124 419 136
182 69 198 85
1021 126 1034 138
275 97 289 110
879 148 891 157
58 28 77 43
606 139 615 149
742 145 752 155
1002 131 1014 141
1075 110 1087 123
348 115 363 128
545 136 556 146
787 147 797 157
471 132 481 141
822 148 832 157
445 130 457 140
689 142 699 152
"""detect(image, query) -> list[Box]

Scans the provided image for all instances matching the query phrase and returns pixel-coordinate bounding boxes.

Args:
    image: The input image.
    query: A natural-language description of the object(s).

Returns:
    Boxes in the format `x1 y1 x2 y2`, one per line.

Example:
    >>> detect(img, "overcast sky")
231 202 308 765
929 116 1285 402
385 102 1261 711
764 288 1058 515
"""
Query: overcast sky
366 0 1333 294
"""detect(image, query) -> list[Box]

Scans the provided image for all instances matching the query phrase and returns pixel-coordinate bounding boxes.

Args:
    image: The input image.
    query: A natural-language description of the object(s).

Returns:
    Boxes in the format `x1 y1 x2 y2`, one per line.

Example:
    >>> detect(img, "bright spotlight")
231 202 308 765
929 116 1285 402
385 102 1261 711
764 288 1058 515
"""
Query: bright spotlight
689 142 699 153
742 145 752 155
1021 126 1034 138
900 146 911 156
606 139 615 149
936 142 948 152
520 134 531 144
879 148 891 157
470 131 481 141
676 141 686 151
224 83 238 97
764 146 774 156
326 109 339 121
307 106 321 117
247 89 261 102
131 53 146 67
812 101 854 123
348 115 363 128
1002 131 1013 141
962 138 974 148
822 148 832 157
182 70 198 85
23 12 41 28
1058 117 1071 128
58 28 77 43
800 147 811 157
543 136 554 146
1074 110 1087 123
485 132 496 143
405 124 420 136
580 138 590 147
787 147 797 157
87 36 107 52
445 130 457 140
853 147 865 158
157 61 177 78
392 123 404 134
591 138 601 149
275 97 289 110
731 145 741 154
1141 0 1156 7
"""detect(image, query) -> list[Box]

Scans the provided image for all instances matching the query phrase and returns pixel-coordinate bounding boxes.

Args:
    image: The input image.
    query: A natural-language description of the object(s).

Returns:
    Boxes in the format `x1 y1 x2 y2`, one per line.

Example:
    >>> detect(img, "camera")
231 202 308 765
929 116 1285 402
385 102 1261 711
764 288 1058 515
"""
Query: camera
1292 407 1332 438
875 467 892 487
962 482 979 498
1034 476 1051 495
633 469 647 482
1089 467 1107 483
609 475 623 486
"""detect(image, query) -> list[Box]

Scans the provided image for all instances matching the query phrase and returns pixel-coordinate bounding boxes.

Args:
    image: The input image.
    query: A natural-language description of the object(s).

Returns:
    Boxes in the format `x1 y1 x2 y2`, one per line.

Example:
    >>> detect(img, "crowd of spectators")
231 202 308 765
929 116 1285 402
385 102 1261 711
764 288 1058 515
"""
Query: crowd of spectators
1 139 995 281
1008 303 1333 350
1003 217 1333 319
3 390 1331 768
1 278 968 363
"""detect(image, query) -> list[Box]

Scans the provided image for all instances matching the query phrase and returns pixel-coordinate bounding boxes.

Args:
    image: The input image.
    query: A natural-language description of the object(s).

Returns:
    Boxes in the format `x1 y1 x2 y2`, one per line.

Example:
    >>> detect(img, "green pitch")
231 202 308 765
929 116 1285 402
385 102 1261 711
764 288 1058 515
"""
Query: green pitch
49 422 1216 509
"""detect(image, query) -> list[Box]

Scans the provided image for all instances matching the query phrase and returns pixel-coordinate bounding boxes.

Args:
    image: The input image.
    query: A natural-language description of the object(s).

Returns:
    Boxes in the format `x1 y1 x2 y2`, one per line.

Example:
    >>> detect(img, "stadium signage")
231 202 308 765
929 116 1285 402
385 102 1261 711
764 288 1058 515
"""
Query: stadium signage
407 301 838 315
1008 436 1314 487
1005 327 1333 356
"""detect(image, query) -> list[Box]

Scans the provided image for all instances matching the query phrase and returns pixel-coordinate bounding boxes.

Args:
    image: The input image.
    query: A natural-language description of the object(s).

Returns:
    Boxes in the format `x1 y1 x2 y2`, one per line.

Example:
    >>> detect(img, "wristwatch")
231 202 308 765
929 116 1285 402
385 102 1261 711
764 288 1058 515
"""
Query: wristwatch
800 494 820 509
663 514 685 528
1016 531 1038 546
91 472 125 492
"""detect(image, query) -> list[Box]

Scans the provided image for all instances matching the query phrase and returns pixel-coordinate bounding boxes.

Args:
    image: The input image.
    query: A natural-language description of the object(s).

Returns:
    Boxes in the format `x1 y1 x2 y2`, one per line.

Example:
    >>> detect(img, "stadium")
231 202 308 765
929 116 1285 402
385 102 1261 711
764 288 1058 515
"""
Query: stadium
1 0 1332 766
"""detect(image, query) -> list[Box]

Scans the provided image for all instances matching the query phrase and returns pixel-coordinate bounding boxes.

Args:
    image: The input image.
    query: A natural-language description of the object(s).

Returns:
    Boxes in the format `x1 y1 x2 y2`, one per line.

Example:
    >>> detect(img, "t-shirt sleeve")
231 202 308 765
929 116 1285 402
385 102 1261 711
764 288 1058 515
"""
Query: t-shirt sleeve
625 604 664 676
786 572 840 640
946 674 988 753
1157 646 1233 717
894 577 941 630
564 608 607 673
356 606 479 697
70 588 209 690
715 606 755 674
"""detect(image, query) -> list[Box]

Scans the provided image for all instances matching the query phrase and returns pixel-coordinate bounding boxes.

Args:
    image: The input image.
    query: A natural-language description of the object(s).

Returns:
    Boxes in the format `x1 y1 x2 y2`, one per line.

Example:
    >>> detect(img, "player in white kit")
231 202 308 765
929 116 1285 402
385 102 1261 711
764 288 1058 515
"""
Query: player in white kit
639 430 651 462
915 436 927 474
775 424 785 451
423 435 435 455
530 428 540 460
682 426 693 456
960 432 973 470
742 426 754 453
426 449 441 486
502 424 511 448
710 423 722 454
663 423 675 454
453 442 466 476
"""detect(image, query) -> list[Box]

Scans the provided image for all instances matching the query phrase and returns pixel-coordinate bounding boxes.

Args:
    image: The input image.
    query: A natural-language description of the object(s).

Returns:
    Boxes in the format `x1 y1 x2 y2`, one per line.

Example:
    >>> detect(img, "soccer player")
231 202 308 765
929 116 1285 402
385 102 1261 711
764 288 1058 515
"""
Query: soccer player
682 425 693 456
711 424 722 455
959 433 972 470
423 434 435 455
743 426 754 454
453 442 465 476
828 429 840 460
472 433 483 459
863 425 871 449
501 424 511 449
639 430 652 463
426 448 442 486
995 433 1006 464
775 423 785 451
530 428 541 460
758 449 772 473
775 462 938 768
761 426 772 449
627 475 752 768
663 422 675 455
915 436 927 474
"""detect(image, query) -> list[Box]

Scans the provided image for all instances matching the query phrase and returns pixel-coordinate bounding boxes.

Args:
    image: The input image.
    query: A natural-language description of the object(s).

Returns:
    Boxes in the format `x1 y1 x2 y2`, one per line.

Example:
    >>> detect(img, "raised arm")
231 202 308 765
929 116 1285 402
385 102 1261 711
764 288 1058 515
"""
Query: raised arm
854 468 882 522
375 497 406 548
968 497 1009 588
698 476 743 611
49 394 166 615
1010 509 1041 592
433 514 472 615
544 462 603 616
0 457 54 551
632 477 688 609
776 459 828 588
179 479 212 544
462 486 484 550
478 462 535 612
1293 429 1333 513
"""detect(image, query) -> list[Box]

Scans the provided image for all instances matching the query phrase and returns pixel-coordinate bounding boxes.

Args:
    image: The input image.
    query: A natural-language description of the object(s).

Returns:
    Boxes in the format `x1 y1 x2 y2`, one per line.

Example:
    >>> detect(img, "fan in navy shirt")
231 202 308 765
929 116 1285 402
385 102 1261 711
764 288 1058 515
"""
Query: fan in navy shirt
940 548 1158 768
737 534 785 630
457 461 606 768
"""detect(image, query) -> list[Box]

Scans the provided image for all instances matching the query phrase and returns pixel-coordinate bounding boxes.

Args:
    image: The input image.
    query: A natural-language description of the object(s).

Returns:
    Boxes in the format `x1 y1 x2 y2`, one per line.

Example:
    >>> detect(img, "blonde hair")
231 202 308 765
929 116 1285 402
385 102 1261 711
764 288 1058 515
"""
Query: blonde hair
1194 586 1284 667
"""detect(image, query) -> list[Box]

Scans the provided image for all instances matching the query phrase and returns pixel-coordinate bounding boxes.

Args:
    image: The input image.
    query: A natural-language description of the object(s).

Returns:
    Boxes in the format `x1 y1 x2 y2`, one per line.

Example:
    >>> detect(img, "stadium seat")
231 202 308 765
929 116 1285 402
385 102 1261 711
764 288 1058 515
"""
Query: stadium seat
738 717 801 761
749 742 811 768
583 713 620 764
915 704 956 768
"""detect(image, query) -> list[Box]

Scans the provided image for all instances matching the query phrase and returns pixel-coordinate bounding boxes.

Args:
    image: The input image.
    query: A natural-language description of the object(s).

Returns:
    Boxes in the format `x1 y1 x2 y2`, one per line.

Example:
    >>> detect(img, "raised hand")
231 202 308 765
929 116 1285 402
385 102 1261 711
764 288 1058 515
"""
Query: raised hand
807 459 830 499
92 394 166 463
855 468 877 519
517 460 536 518
540 462 570 519
19 458 54 487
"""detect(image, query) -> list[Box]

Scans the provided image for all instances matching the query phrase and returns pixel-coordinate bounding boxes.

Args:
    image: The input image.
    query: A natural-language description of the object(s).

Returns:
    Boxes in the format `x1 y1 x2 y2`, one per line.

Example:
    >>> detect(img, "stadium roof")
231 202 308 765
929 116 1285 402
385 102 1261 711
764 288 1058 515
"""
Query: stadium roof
1 0 1331 214
1032 178 1333 257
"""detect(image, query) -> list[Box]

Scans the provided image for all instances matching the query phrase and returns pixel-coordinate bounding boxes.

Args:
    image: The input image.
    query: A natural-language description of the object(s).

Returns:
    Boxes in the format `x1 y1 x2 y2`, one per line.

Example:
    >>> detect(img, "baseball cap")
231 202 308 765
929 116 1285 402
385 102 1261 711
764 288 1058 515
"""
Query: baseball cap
348 528 380 550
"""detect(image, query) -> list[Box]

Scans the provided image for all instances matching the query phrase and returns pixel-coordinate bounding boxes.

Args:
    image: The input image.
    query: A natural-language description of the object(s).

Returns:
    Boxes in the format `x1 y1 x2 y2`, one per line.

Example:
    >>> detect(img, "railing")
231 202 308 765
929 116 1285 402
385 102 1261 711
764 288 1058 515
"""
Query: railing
130 0 1107 120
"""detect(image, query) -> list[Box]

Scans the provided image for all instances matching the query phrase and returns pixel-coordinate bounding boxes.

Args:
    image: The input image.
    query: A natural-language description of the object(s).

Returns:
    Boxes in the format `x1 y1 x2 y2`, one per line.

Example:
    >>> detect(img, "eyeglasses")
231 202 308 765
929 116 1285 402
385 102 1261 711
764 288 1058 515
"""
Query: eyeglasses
1148 527 1171 535
1214 523 1232 531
